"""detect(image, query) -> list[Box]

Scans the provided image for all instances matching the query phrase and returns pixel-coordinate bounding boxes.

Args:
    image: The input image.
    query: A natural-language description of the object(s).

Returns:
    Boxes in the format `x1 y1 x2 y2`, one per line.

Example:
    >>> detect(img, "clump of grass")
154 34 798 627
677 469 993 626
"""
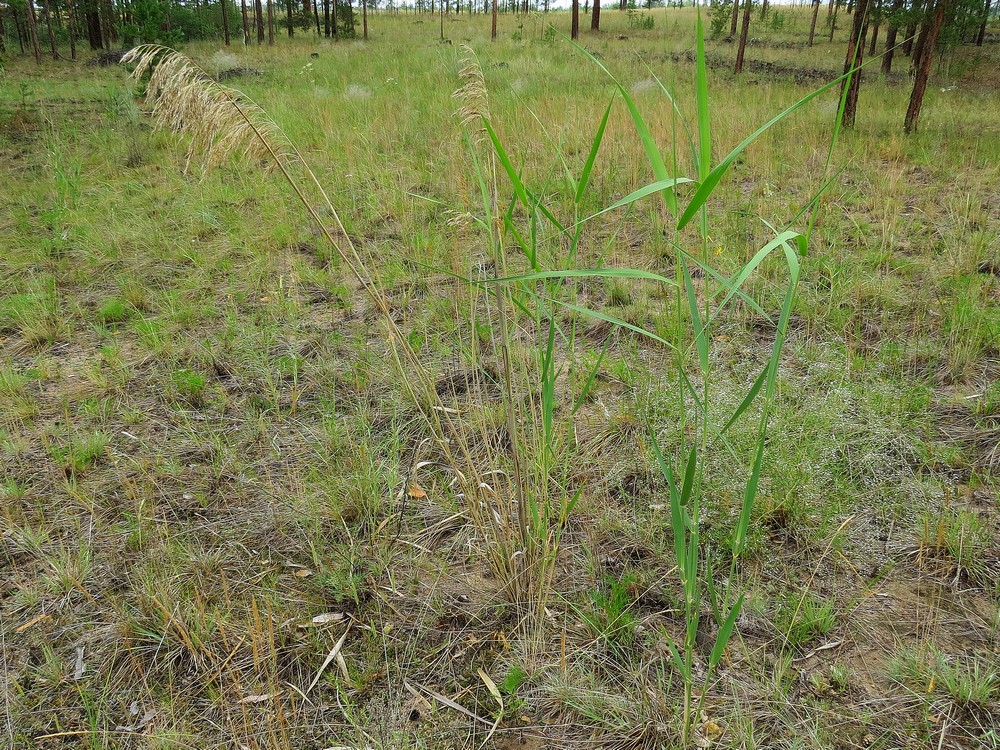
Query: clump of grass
170 368 208 407
579 574 639 656
98 297 131 325
918 502 992 584
891 647 998 709
776 592 837 649
48 432 110 477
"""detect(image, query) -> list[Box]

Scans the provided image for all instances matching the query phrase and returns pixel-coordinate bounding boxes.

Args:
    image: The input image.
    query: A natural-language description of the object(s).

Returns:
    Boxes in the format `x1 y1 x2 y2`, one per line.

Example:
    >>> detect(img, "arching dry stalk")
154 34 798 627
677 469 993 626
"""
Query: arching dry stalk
121 45 527 612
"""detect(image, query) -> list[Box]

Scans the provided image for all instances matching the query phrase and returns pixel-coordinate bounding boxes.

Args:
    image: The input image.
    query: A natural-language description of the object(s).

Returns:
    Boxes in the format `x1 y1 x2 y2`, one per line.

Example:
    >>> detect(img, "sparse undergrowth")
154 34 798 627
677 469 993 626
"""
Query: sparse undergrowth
1 9 998 750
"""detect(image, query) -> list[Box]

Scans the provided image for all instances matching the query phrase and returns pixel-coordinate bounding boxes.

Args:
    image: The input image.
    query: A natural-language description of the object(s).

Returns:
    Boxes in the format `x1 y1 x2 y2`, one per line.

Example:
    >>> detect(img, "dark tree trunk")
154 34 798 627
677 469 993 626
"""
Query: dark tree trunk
313 0 320 34
491 0 497 38
841 0 871 128
363 0 368 37
85 4 101 49
26 0 42 62
222 0 231 45
735 0 751 73
910 15 931 72
976 0 991 44
591 0 600 30
730 0 740 35
905 0 947 132
809 0 821 45
869 19 879 53
0 7 6 54
14 7 27 54
332 0 338 38
286 0 293 36
829 0 840 40
255 0 265 43
902 8 917 56
323 0 330 36
571 0 578 38
100 0 114 45
41 0 58 59
267 0 274 43
880 0 904 72
241 0 251 42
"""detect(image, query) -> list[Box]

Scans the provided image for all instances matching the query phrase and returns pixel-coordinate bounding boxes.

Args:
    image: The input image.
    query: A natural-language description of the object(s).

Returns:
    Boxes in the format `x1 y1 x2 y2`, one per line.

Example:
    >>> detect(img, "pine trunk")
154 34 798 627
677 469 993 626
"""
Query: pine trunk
285 0 293 36
911 16 931 72
809 0 820 45
41 0 58 59
730 0 740 35
571 0 579 39
735 0 751 73
591 0 600 30
255 0 265 43
841 0 871 128
222 0 231 44
904 0 947 132
26 0 42 62
267 0 274 43
976 0 991 44
241 0 250 43
363 0 368 38
491 0 497 39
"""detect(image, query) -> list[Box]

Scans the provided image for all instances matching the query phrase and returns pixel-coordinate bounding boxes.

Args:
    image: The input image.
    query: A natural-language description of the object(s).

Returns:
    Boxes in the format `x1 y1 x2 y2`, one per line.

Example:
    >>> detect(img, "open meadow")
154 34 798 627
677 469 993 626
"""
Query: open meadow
1 6 999 749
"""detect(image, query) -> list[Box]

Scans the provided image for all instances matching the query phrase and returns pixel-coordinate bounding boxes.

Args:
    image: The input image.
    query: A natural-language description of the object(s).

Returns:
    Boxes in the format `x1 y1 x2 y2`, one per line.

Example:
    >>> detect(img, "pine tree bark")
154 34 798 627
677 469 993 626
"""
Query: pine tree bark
222 0 231 44
880 0 904 73
491 0 497 39
14 6 27 54
730 0 740 35
285 0 293 36
976 0 991 44
910 15 931 72
99 0 113 46
267 0 274 43
571 0 579 39
362 0 368 38
0 7 6 54
808 0 820 45
84 1 101 49
241 0 250 42
735 0 751 73
26 0 42 62
904 0 947 132
40 0 58 59
255 0 265 43
591 0 600 30
841 0 871 128
332 0 338 38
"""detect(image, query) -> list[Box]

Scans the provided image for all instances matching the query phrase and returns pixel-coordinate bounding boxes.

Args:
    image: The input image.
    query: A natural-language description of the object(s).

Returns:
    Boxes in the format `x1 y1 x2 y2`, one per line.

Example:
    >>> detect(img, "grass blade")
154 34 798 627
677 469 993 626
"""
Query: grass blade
677 55 884 230
576 95 616 204
709 592 744 670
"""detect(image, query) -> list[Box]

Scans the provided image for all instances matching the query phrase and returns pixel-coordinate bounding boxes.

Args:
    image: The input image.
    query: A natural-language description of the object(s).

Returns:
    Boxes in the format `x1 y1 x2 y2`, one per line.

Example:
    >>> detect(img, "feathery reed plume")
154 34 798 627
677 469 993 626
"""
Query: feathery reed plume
122 45 288 174
121 45 526 614
453 46 491 139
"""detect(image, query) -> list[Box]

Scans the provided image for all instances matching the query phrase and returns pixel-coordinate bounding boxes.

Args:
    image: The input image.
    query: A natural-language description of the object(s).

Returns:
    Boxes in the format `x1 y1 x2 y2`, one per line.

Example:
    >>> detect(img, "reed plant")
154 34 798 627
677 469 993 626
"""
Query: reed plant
123 17 869 740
